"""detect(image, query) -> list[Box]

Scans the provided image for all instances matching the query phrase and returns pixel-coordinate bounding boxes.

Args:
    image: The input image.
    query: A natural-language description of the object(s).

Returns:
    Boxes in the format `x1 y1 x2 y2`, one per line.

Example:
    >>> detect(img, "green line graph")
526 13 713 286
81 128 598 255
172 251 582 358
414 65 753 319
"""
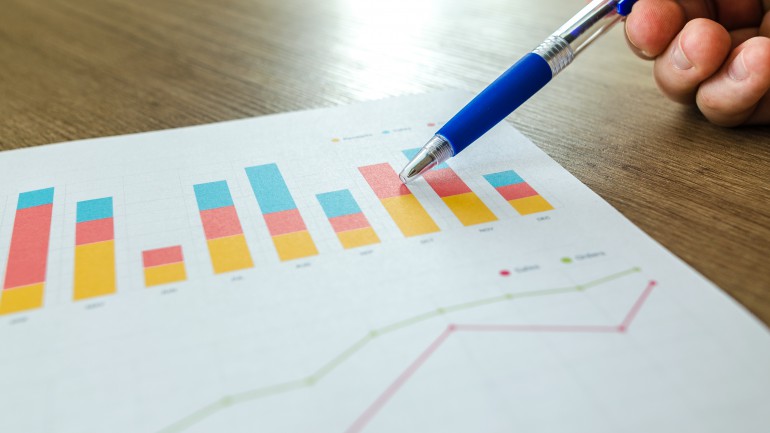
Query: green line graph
157 267 642 433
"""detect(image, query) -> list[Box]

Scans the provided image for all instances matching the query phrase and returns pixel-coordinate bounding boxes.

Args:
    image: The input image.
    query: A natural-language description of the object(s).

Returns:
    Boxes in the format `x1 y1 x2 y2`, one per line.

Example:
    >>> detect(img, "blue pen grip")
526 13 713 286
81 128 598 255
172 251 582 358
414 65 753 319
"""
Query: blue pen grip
438 53 552 154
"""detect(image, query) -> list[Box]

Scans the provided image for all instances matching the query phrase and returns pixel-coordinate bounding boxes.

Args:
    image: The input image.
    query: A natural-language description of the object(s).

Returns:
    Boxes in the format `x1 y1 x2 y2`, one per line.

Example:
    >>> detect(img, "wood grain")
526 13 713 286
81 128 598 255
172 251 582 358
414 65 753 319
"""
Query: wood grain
1 0 768 323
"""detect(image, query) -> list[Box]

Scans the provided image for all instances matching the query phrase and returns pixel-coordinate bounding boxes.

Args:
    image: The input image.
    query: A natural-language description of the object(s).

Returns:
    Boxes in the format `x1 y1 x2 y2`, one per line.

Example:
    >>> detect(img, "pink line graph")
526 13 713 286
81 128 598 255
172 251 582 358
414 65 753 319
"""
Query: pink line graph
346 280 658 433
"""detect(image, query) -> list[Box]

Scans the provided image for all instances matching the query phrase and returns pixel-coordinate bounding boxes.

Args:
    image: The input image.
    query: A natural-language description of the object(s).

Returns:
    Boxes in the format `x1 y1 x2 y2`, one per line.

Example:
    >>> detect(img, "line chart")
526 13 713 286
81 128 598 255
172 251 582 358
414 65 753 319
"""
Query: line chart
346 280 657 433
156 267 643 433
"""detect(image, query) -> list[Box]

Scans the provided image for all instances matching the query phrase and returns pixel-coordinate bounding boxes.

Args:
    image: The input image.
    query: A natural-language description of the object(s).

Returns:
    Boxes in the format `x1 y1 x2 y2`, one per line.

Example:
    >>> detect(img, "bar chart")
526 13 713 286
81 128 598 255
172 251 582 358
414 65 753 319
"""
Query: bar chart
402 148 497 226
245 163 318 261
0 188 54 314
193 181 254 273
317 190 380 249
483 170 554 215
358 163 440 237
143 246 187 287
73 197 116 300
0 158 557 308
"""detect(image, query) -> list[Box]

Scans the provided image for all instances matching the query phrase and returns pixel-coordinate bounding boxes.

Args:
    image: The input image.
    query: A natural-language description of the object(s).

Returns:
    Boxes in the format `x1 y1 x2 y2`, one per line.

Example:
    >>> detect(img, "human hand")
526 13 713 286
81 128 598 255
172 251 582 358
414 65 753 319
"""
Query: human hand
625 0 770 126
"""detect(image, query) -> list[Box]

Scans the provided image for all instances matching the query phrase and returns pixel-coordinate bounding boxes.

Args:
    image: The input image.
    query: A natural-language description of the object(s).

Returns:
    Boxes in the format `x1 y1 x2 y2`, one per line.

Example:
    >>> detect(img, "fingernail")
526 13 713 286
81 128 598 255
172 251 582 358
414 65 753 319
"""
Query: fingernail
671 37 692 70
728 51 749 81
625 25 652 58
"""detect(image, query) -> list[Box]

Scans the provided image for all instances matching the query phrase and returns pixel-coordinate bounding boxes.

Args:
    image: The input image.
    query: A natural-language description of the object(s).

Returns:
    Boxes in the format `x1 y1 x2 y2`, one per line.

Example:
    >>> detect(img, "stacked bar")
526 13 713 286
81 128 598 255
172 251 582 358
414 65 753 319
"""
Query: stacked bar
143 246 186 287
358 163 439 237
245 164 318 261
316 190 379 249
483 170 554 215
402 148 497 226
0 188 54 314
74 197 116 300
193 181 254 273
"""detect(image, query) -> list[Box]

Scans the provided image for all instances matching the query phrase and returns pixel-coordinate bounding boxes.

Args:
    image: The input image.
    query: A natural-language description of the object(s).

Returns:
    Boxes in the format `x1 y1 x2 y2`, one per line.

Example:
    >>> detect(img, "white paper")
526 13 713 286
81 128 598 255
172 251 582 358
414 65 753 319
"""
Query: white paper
0 91 768 433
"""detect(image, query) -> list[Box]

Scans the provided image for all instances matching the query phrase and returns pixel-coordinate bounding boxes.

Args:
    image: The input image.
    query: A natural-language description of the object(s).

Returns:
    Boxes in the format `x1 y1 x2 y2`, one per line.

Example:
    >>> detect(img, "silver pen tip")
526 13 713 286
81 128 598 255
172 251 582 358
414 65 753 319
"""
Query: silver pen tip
399 153 436 184
398 135 454 184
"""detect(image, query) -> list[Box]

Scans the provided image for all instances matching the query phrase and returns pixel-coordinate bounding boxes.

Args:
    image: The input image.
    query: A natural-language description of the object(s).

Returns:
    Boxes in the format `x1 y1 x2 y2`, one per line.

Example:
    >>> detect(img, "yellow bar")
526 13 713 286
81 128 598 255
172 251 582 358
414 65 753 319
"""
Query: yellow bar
272 230 318 261
144 262 187 287
441 192 498 226
380 195 439 237
0 283 44 315
337 227 380 249
207 234 254 274
74 240 116 300
509 195 554 215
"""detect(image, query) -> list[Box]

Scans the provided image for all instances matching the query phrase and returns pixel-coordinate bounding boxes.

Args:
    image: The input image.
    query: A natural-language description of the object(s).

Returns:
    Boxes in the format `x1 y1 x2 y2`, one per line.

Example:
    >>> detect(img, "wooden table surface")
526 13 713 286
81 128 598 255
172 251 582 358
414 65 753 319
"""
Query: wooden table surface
1 0 768 323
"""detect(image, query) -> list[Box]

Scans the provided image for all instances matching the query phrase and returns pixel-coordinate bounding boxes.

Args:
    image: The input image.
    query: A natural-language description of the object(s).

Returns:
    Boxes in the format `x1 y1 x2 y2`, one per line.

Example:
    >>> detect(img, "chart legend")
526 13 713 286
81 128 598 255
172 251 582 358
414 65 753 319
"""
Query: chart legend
143 246 187 287
402 148 497 226
193 181 254 273
0 187 54 314
245 163 318 261
359 163 439 237
74 197 116 300
483 170 554 215
316 190 379 249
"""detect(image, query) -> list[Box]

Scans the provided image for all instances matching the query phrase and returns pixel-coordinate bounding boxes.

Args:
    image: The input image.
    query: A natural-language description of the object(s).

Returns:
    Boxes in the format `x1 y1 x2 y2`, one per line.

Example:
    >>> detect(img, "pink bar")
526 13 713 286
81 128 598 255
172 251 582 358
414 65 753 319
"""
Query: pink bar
359 163 411 200
76 218 114 246
329 213 370 233
422 168 472 198
200 206 244 240
3 204 53 289
264 208 307 236
496 183 539 201
143 246 184 268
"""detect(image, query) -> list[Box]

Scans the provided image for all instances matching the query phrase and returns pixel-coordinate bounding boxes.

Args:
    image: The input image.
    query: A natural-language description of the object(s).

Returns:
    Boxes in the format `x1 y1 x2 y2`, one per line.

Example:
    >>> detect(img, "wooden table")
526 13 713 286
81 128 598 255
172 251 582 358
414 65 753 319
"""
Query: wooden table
1 0 768 323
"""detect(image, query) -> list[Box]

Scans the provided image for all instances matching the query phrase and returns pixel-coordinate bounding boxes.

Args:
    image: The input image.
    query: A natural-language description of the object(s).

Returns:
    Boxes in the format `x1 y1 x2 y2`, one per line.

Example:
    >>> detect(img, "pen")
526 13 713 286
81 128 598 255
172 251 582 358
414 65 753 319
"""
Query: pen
399 0 638 183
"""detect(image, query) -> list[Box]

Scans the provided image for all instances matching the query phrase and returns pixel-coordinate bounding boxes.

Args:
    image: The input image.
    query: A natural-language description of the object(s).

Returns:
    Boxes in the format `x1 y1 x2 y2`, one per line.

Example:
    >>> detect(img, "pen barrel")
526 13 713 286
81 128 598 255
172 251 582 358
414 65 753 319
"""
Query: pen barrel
437 53 552 155
435 0 628 157
554 0 625 57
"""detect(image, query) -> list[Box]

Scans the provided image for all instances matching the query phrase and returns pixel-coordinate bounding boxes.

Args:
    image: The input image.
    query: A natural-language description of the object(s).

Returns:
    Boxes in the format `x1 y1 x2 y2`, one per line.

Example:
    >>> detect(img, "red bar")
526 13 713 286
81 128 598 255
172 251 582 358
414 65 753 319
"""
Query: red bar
143 246 184 268
329 213 370 233
422 168 472 198
264 208 307 236
199 206 244 240
75 218 114 246
3 204 53 289
359 163 411 200
496 183 539 201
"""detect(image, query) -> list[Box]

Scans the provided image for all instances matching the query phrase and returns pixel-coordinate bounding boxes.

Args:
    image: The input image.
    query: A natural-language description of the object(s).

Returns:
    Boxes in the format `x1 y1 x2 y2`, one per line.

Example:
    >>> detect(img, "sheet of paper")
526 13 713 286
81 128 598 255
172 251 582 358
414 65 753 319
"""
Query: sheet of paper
1 91 768 433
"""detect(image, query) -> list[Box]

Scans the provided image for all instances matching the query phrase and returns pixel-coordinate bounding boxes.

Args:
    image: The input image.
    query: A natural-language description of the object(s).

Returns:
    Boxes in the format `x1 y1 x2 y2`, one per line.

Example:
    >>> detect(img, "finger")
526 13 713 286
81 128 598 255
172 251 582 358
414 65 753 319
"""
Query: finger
625 0 686 59
676 0 715 20
652 18 732 104
696 36 770 126
714 0 765 29
761 11 770 37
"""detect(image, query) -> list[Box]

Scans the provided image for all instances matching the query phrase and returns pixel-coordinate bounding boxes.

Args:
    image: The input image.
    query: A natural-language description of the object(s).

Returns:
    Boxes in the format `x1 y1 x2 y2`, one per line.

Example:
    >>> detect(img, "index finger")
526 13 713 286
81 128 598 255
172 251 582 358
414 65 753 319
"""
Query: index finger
625 0 686 59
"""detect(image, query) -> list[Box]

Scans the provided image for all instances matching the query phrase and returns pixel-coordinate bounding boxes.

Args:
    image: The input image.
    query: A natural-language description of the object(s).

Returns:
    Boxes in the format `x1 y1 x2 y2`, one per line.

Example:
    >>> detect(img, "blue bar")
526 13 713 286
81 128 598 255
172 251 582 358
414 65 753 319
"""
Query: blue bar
194 181 234 211
402 148 449 170
245 164 297 214
17 187 54 210
77 197 113 223
316 190 361 219
483 170 524 188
